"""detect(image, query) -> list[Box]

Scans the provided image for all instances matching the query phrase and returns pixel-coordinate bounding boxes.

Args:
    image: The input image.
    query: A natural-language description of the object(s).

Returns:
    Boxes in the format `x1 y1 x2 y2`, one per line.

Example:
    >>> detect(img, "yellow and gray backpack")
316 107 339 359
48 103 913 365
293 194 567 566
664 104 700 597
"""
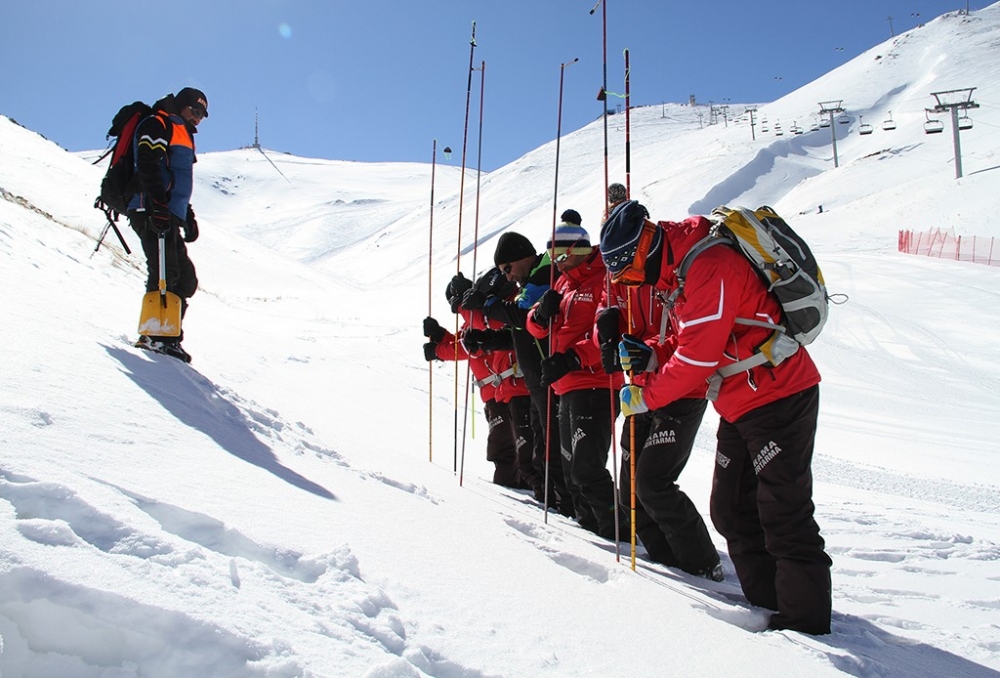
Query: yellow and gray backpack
666 205 830 398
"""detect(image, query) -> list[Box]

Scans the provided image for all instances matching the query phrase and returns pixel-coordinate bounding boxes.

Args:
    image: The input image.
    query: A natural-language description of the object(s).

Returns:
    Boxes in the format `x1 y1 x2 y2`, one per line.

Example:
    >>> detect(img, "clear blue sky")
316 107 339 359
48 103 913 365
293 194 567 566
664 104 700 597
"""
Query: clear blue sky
1 0 982 171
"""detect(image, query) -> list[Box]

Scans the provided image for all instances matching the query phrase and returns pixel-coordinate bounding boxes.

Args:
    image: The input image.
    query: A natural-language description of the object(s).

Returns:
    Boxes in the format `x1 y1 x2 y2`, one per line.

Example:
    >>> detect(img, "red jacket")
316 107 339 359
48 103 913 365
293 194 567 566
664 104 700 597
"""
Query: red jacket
599 284 708 399
434 309 526 404
642 216 820 422
526 248 626 396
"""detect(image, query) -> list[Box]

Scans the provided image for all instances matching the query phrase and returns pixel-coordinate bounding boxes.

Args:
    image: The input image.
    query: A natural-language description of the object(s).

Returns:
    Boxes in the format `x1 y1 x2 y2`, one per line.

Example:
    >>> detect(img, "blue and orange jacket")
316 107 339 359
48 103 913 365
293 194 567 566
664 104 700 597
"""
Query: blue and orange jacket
127 98 197 220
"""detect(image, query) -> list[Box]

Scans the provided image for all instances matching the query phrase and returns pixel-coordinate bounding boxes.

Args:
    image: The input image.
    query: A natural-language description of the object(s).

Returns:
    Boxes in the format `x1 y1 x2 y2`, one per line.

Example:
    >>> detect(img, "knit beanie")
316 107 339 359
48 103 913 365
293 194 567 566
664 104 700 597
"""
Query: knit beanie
546 223 592 259
175 87 209 117
493 232 536 266
599 200 661 273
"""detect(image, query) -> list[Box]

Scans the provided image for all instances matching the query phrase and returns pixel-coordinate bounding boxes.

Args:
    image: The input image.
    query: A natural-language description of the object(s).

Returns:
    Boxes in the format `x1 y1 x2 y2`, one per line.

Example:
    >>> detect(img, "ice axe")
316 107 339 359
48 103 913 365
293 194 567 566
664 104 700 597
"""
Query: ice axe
137 232 181 337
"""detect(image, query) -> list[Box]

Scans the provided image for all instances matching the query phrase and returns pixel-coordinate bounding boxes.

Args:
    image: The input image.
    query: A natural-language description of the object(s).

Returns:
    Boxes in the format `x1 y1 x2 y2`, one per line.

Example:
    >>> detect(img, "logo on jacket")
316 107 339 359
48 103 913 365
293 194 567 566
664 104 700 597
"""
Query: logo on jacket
716 451 731 468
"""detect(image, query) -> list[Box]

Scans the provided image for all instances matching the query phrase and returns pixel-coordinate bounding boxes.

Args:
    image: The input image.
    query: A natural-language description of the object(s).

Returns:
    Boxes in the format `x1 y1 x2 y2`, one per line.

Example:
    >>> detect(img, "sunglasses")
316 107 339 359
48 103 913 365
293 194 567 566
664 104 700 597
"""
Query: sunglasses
188 104 207 120
609 220 658 286
553 237 587 264
501 262 514 274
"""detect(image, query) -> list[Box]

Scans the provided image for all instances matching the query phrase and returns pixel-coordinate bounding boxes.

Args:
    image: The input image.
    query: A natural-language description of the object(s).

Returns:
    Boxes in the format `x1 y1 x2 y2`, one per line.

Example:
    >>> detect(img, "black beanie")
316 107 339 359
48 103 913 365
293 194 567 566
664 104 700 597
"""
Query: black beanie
560 209 582 225
175 87 209 117
494 232 536 266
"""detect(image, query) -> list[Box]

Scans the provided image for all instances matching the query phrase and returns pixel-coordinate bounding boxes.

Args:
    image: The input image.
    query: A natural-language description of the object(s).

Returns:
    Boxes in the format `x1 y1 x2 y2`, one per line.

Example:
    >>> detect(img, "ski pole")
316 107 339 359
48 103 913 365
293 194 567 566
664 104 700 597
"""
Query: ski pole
627 291 637 570
454 20 477 476
429 139 437 464
460 60 487 487
624 48 632 201
543 56 578 522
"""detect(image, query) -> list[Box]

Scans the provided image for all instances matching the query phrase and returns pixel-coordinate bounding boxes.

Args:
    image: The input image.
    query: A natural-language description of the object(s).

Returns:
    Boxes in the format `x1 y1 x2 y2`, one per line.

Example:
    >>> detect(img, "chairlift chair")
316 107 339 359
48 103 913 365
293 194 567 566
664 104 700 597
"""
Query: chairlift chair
858 115 874 136
924 110 944 134
958 113 973 130
838 113 850 124
882 111 897 131
819 118 831 128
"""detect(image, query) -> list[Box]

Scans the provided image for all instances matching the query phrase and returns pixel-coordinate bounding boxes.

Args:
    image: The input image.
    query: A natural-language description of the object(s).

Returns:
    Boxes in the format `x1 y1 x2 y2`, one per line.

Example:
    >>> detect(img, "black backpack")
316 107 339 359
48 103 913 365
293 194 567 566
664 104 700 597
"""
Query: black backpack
94 101 152 219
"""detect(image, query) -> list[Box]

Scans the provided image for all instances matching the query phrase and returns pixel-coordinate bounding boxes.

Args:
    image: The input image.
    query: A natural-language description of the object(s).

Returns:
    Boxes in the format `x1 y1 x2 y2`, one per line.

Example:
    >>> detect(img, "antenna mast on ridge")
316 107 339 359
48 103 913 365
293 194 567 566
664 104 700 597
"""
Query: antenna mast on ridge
251 107 290 183
254 108 261 150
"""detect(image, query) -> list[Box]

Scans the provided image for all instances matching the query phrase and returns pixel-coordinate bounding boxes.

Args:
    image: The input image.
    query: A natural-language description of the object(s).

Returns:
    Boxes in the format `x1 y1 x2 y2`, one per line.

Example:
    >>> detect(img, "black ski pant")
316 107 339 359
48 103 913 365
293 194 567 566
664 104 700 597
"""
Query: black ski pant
710 385 832 635
483 399 521 488
528 387 572 514
560 388 621 539
619 398 719 574
130 214 198 340
507 395 542 492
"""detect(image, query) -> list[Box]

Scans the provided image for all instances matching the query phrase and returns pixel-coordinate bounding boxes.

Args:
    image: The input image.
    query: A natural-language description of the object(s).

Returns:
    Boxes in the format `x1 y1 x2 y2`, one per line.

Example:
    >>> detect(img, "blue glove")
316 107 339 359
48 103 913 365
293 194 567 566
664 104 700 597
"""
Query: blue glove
619 334 658 372
619 385 649 416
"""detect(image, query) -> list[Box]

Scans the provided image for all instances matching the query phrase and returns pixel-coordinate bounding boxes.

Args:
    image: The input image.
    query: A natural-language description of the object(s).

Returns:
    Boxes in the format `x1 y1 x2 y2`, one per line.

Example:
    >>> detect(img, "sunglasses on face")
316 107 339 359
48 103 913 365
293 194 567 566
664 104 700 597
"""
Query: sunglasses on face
609 220 658 286
188 104 207 120
554 238 587 264
501 262 514 274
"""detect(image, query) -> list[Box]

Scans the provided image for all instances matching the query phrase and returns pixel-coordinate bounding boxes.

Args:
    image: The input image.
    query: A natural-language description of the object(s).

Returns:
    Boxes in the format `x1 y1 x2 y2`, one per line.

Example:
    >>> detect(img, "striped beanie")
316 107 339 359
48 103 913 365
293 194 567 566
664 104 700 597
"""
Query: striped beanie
546 222 592 259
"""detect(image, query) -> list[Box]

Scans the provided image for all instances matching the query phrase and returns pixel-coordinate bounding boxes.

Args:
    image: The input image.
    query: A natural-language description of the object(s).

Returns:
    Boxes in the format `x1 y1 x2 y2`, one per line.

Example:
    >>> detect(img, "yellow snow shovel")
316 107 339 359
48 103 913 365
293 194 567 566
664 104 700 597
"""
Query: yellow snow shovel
138 232 182 337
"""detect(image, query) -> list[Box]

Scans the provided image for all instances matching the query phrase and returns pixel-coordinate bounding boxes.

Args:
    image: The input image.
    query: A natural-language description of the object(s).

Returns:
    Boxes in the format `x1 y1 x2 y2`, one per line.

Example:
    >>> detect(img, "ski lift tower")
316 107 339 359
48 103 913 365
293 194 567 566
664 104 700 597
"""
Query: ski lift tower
745 106 758 141
818 100 845 167
929 87 980 179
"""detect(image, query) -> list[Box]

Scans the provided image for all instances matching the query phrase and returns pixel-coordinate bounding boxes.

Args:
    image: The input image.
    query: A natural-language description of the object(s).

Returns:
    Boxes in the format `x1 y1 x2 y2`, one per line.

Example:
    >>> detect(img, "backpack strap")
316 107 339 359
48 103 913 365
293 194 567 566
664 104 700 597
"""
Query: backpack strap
658 234 734 344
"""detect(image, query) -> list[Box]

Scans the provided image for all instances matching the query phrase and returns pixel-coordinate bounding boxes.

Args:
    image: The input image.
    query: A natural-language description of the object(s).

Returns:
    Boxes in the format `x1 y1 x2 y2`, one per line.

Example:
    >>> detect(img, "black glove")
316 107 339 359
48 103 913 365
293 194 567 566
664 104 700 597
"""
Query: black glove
540 351 580 388
462 288 487 311
149 200 172 234
532 290 563 325
446 273 472 312
183 204 199 243
462 328 487 353
600 341 623 374
464 328 510 353
596 308 622 345
475 267 511 298
423 341 440 362
423 316 446 343
619 333 657 372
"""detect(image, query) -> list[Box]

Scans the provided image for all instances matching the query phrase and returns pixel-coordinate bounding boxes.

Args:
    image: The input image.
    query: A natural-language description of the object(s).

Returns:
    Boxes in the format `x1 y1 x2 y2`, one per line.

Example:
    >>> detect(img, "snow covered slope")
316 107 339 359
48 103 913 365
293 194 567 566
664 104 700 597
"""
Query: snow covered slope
2 3 1000 676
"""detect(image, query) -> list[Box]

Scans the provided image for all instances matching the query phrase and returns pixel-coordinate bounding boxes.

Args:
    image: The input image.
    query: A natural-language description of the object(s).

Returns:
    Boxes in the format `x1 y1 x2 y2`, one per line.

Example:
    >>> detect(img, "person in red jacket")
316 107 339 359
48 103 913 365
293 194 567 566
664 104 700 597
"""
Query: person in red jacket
596 282 722 580
423 270 523 488
599 200 831 635
526 212 627 539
